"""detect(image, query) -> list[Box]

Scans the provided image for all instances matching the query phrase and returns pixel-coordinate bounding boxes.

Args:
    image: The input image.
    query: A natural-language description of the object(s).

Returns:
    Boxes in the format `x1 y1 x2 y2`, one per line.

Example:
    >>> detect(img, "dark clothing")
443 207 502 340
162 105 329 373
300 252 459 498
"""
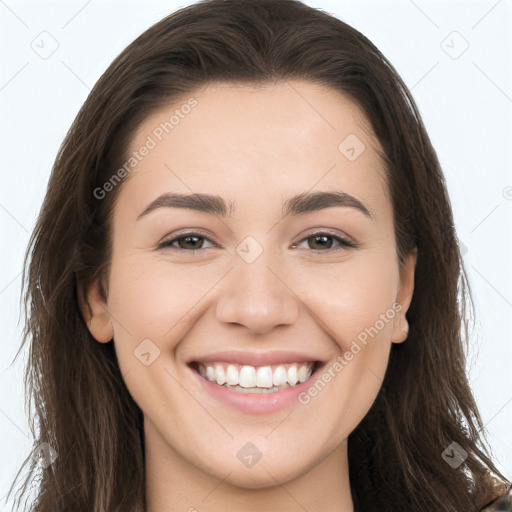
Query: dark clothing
481 485 512 511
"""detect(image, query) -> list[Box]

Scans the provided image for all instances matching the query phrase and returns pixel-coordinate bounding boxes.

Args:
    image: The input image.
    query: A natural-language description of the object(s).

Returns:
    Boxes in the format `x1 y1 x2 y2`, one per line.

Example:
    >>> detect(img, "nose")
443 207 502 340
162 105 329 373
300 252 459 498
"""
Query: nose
215 252 300 336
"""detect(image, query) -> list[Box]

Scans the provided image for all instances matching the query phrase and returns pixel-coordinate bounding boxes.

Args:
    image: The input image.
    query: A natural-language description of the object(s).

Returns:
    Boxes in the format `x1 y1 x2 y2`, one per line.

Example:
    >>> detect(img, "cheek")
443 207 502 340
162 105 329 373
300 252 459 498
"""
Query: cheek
293 256 399 351
107 255 205 337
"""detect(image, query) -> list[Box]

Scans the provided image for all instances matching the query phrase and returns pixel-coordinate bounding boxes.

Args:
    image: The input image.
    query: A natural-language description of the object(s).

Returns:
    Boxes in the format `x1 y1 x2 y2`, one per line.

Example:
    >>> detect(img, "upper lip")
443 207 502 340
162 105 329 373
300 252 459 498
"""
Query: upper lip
188 350 324 367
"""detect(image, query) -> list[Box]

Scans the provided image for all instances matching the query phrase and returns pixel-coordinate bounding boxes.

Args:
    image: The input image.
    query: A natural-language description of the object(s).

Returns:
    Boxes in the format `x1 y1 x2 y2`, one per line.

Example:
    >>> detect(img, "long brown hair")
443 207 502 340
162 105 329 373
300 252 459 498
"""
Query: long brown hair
9 0 510 510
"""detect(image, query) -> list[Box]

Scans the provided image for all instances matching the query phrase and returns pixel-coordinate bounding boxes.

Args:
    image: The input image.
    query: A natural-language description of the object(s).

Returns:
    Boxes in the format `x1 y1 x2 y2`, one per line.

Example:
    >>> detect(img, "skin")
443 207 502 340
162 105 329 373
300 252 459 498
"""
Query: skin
84 80 416 512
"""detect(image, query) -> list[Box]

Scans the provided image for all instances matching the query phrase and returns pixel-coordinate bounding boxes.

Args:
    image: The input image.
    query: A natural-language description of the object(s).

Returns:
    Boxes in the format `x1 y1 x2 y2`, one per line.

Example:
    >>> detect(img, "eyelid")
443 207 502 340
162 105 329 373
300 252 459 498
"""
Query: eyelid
157 228 358 252
157 229 220 251
292 229 357 251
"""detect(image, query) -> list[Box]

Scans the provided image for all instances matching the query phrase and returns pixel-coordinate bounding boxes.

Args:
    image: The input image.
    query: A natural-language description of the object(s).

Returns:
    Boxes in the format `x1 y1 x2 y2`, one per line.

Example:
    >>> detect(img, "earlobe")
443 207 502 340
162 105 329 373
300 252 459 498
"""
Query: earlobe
392 317 409 344
82 278 114 343
391 248 417 344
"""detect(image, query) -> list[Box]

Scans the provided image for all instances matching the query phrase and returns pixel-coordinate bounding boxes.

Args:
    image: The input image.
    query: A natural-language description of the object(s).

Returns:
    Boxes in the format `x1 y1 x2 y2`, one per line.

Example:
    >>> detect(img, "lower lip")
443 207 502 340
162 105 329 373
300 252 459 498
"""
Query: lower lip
190 365 318 415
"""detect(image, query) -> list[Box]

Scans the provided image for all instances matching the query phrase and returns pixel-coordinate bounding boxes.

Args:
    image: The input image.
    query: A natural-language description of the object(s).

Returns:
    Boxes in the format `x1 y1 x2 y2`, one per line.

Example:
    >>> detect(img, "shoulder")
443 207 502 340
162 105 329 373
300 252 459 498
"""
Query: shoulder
480 485 512 511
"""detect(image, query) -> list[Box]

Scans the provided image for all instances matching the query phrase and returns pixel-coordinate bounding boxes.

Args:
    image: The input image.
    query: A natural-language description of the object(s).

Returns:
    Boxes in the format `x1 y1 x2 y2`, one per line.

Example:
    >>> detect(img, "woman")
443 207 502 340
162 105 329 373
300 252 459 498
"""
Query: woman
9 0 510 510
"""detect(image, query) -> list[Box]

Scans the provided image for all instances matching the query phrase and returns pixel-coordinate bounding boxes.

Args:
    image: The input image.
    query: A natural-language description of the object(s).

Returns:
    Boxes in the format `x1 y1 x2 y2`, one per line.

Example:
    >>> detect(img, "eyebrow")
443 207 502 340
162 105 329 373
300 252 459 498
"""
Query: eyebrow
136 190 373 221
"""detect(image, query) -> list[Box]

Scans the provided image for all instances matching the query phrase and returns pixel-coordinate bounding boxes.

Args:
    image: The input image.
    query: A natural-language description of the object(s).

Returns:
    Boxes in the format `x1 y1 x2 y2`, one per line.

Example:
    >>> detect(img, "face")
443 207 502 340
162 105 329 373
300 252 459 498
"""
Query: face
85 80 416 489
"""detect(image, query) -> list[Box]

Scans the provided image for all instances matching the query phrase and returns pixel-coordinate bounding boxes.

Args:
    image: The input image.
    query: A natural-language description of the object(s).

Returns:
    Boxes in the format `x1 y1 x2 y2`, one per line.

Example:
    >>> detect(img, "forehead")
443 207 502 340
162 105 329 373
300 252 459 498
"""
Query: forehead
118 80 389 219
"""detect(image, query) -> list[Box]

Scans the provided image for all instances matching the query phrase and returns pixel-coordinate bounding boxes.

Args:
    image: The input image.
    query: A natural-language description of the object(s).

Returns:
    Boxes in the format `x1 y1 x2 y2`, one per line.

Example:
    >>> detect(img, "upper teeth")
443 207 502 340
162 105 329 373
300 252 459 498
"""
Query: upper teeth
197 362 314 388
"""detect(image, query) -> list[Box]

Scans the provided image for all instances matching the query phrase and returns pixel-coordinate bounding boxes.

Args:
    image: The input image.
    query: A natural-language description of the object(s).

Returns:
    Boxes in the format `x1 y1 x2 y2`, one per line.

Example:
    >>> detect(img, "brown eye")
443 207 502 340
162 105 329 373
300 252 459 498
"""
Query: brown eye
293 232 357 252
158 233 216 251
158 230 356 253
307 234 335 250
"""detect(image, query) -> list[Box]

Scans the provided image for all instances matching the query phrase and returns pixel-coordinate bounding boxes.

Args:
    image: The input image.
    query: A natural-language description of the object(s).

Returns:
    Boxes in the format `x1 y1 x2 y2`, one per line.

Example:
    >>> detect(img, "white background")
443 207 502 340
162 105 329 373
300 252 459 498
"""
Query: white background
1 0 511 508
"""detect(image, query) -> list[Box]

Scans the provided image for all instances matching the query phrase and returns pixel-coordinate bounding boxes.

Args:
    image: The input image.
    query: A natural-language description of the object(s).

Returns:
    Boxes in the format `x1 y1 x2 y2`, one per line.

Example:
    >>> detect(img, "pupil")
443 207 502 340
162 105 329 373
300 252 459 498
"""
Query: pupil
310 235 332 250
181 236 201 249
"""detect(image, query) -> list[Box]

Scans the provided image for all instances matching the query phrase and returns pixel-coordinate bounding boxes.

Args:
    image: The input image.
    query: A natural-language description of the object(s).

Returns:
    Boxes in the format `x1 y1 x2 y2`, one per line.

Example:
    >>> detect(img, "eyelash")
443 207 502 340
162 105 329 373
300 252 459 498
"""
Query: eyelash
157 230 358 253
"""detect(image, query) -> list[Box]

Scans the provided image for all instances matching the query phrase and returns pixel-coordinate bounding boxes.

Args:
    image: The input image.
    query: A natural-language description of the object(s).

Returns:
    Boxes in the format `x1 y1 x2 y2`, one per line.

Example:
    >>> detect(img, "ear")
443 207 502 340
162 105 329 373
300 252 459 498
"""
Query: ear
81 278 114 343
391 248 417 344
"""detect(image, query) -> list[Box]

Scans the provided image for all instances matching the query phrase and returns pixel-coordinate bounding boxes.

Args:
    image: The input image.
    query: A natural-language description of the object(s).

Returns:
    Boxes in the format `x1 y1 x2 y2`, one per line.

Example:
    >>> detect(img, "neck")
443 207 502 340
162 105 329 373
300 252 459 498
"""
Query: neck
144 419 354 512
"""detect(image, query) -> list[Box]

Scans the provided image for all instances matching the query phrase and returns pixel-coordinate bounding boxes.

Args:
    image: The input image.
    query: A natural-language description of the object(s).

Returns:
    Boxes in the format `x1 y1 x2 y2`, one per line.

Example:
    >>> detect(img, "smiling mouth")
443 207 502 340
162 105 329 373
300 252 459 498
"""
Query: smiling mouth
190 361 322 393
